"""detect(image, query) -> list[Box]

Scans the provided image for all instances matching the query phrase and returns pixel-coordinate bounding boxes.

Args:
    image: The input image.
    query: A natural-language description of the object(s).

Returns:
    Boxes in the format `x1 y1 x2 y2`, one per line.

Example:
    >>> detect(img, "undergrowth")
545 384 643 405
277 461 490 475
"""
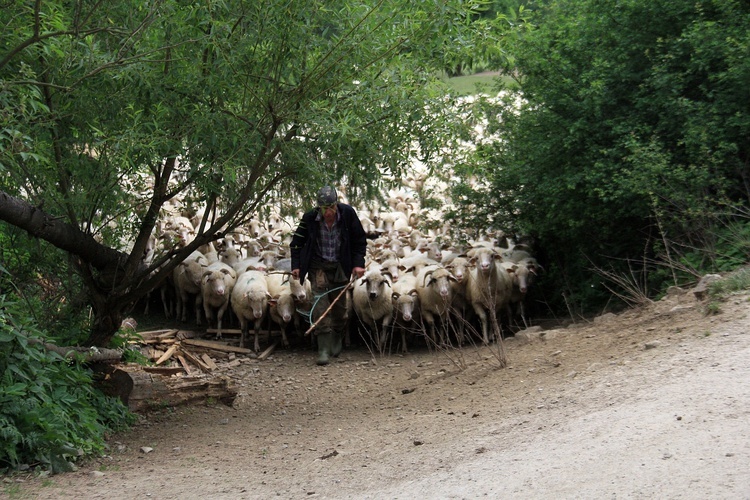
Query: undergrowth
0 294 136 474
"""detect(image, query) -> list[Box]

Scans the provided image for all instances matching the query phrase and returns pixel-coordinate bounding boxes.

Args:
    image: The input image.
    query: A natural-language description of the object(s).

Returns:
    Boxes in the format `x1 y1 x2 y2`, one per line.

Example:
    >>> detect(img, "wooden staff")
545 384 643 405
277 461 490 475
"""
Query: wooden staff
304 278 355 336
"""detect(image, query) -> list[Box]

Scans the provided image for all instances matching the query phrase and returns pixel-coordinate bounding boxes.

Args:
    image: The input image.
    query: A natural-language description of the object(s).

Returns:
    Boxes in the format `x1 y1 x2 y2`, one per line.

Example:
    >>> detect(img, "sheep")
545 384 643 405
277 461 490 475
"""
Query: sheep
445 255 472 344
376 257 405 284
501 259 542 328
415 264 458 345
231 270 272 352
352 268 394 350
200 241 219 264
266 272 298 347
160 215 195 249
414 239 443 262
232 250 280 275
391 274 421 353
219 246 243 269
401 253 440 277
173 250 210 324
201 262 237 340
465 247 513 344
379 211 410 234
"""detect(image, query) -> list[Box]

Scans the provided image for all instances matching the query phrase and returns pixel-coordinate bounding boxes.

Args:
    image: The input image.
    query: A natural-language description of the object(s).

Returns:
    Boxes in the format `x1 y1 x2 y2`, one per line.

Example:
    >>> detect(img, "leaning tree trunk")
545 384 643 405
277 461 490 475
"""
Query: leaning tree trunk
83 295 126 347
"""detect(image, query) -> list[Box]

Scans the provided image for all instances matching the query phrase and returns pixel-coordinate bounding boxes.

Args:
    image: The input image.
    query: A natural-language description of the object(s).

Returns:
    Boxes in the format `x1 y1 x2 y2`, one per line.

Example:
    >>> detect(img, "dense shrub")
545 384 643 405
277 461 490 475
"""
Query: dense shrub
0 293 135 473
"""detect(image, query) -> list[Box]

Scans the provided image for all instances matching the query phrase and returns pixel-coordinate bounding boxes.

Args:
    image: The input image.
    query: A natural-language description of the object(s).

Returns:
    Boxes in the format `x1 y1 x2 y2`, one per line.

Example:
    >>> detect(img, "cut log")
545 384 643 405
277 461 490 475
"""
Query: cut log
95 364 237 411
175 330 200 340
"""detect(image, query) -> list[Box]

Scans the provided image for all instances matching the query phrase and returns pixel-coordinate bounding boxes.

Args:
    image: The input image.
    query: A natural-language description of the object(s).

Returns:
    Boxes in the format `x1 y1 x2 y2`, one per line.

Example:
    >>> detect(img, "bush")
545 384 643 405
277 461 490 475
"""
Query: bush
0 294 135 473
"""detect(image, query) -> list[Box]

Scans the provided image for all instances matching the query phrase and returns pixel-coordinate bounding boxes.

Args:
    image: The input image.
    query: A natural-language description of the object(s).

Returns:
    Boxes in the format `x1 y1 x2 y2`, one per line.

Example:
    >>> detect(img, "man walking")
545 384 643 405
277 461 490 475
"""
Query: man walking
290 186 367 365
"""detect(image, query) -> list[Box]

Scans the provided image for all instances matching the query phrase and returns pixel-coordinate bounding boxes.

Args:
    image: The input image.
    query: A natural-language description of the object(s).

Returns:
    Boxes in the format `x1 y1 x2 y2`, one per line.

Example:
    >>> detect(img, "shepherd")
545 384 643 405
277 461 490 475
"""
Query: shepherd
290 186 367 365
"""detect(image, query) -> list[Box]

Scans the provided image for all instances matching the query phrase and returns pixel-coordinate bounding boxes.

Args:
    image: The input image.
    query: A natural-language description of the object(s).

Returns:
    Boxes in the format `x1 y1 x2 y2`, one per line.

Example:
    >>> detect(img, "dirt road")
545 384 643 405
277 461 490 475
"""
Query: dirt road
9 288 750 499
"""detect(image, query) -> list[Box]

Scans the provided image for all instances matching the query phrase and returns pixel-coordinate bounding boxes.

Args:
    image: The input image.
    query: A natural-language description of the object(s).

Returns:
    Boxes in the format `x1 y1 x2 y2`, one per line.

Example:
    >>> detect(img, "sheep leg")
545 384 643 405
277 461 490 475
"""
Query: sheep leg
472 303 490 345
279 323 290 348
238 317 248 349
253 318 261 353
216 304 228 340
161 285 172 319
194 294 203 326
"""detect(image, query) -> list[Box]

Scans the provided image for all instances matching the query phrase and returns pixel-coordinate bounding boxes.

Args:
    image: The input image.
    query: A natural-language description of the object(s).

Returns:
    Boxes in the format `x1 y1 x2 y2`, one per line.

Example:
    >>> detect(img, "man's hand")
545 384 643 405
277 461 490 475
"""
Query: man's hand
352 267 365 279
291 269 300 281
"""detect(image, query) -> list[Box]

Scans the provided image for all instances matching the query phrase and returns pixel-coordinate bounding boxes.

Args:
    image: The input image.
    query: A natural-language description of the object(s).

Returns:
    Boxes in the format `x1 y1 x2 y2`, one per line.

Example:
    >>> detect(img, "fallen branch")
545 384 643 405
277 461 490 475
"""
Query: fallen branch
27 338 123 363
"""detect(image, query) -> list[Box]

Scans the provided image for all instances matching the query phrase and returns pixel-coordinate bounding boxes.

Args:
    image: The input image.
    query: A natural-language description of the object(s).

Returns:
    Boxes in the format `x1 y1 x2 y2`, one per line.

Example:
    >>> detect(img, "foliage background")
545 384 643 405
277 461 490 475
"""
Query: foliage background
453 0 750 315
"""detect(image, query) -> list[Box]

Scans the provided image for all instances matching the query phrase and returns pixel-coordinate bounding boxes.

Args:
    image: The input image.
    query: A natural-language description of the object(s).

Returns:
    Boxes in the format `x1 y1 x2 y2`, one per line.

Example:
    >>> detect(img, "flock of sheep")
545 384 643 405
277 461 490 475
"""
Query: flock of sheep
140 184 542 355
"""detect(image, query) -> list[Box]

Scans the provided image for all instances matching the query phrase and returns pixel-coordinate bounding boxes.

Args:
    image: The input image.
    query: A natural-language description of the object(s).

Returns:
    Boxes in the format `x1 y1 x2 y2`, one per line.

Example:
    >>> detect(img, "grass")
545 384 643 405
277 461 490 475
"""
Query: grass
708 268 750 298
443 72 516 95
704 267 750 316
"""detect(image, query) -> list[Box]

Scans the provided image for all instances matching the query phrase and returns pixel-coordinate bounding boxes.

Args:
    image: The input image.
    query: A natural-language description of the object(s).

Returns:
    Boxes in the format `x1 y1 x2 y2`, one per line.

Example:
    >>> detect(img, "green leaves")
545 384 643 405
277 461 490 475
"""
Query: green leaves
463 0 750 313
0 294 134 471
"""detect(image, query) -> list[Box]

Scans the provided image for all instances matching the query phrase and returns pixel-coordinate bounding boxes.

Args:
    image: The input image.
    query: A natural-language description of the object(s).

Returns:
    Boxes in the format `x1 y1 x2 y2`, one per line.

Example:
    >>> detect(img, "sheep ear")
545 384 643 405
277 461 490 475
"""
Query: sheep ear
202 270 212 278
359 277 367 286
220 268 232 275
268 299 278 307
392 292 400 300
265 291 273 300
408 289 418 297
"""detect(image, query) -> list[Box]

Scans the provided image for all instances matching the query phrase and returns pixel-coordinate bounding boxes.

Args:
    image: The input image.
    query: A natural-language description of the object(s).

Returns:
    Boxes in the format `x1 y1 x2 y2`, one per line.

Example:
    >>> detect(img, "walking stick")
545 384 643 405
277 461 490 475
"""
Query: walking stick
304 277 356 336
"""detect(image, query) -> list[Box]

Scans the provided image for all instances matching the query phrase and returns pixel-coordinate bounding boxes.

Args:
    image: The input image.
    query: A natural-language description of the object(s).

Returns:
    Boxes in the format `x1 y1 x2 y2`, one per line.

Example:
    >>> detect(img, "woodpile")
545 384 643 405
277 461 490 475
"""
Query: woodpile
96 328 278 412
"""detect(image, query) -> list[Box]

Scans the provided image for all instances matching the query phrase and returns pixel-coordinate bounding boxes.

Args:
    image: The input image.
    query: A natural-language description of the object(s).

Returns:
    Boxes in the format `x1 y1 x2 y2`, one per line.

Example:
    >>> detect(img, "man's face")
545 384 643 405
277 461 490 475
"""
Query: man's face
320 204 337 223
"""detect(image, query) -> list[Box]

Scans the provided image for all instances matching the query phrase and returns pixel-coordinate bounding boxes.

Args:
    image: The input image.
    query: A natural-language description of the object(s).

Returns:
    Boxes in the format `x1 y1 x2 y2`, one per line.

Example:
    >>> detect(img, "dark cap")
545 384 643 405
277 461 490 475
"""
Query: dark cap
316 186 338 206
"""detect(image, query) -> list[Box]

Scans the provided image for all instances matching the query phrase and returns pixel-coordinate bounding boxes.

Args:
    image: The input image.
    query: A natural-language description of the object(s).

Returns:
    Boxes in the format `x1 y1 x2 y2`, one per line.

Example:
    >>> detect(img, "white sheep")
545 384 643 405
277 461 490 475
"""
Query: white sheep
352 268 394 350
445 255 472 344
232 250 280 275
415 264 458 345
231 270 272 352
401 253 440 277
391 274 421 353
219 246 243 269
465 247 512 344
376 257 404 284
266 272 297 347
173 250 210 324
159 215 195 249
414 238 443 262
201 262 237 340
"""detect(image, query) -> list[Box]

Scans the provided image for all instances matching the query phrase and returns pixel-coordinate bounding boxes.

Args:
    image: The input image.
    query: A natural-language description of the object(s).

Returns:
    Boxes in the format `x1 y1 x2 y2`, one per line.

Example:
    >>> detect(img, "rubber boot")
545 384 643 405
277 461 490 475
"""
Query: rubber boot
316 331 334 366
331 331 343 358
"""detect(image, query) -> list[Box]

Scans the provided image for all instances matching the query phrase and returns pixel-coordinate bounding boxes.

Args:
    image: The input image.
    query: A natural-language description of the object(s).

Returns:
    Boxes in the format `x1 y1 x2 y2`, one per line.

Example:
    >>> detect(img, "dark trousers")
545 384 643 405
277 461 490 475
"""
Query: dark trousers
309 262 348 336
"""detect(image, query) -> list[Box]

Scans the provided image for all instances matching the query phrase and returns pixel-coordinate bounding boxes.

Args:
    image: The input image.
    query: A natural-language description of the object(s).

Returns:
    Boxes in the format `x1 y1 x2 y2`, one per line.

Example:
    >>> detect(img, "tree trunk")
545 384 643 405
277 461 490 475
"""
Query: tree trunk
84 304 125 347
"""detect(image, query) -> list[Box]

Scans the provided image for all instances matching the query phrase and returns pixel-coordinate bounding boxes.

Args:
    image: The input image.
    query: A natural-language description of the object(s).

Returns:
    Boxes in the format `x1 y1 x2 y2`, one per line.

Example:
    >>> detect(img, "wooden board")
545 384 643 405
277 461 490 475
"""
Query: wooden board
182 338 256 355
